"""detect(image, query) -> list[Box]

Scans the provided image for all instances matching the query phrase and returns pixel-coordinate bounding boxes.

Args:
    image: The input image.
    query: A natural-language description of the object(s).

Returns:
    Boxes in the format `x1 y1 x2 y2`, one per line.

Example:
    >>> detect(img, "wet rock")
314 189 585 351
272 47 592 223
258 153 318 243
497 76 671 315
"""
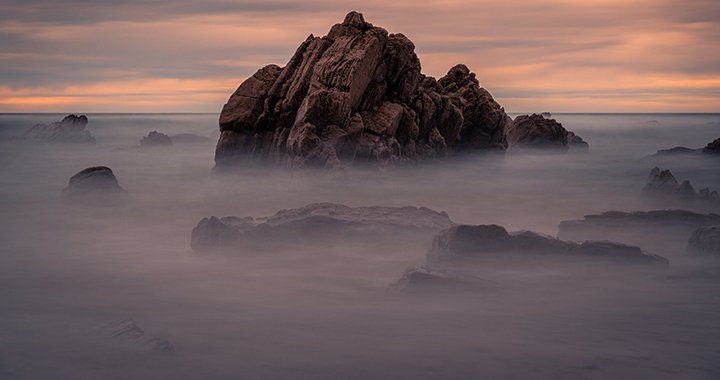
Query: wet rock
61 166 129 202
386 266 489 295
686 226 720 255
428 224 667 267
20 114 95 143
651 146 701 156
92 319 174 353
702 137 720 155
140 131 173 147
214 12 510 171
191 202 454 253
506 114 587 150
171 133 212 144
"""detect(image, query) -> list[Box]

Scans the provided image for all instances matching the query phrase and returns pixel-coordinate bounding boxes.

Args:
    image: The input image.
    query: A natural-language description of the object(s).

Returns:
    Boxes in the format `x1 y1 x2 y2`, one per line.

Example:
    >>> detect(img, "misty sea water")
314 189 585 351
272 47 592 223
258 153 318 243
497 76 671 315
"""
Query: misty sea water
0 113 718 379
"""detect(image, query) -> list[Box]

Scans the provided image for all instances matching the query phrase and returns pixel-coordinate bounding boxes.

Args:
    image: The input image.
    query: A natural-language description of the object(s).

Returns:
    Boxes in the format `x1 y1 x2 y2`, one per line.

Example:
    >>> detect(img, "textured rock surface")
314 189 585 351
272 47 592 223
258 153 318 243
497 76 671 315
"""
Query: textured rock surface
92 319 174 353
191 202 454 253
506 114 587 150
386 266 488 295
702 137 720 155
20 115 94 143
687 226 720 255
61 166 129 202
140 131 173 146
428 224 668 267
214 12 510 171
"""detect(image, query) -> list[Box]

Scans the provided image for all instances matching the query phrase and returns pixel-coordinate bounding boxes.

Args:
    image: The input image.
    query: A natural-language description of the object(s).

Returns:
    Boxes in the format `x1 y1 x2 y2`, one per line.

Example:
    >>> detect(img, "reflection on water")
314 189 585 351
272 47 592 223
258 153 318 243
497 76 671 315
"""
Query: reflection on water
0 113 719 379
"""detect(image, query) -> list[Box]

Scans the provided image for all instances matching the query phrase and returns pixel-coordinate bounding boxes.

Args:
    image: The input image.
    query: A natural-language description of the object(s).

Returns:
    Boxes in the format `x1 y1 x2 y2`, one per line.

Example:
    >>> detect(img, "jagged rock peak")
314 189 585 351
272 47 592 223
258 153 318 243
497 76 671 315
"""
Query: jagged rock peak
214 11 511 171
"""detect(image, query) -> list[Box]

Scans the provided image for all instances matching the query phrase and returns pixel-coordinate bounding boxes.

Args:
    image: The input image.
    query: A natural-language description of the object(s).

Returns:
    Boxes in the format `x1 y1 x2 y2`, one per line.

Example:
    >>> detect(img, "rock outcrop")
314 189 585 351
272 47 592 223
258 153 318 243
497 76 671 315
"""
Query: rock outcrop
703 137 720 155
92 319 174 353
191 202 454 253
641 168 719 205
386 266 489 295
140 131 173 147
61 166 129 202
20 114 95 143
214 12 511 171
171 133 212 144
687 226 720 255
506 114 587 150
427 224 668 268
651 146 701 156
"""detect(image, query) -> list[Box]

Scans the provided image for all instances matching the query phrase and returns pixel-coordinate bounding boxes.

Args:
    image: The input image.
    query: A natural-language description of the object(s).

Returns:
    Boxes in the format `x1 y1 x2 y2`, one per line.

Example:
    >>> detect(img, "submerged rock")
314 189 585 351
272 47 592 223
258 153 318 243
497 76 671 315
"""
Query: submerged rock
171 133 212 144
140 131 173 147
687 226 720 255
215 11 510 171
61 166 129 202
191 202 454 253
20 114 95 143
386 266 489 295
428 224 667 267
506 114 587 151
703 137 720 155
92 319 174 353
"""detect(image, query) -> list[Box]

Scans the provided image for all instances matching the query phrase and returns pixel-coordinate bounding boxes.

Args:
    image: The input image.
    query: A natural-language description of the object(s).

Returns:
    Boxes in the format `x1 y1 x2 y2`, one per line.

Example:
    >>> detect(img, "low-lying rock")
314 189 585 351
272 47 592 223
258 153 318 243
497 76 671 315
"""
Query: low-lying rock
20 114 95 143
687 226 720 255
191 202 454 253
386 266 489 295
140 131 173 147
428 224 668 268
92 319 174 353
61 166 129 202
651 146 701 156
506 114 587 151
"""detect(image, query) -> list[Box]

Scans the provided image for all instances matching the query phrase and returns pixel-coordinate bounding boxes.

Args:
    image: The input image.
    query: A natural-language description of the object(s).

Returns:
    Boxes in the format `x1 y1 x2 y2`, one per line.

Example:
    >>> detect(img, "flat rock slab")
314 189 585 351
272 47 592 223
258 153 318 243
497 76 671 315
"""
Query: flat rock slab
191 202 454 253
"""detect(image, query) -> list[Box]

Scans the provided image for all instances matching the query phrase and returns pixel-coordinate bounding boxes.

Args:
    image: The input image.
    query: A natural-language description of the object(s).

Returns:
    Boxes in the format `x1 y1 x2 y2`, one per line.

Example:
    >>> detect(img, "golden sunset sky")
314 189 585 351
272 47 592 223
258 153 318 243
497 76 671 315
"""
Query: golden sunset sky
1 0 718 113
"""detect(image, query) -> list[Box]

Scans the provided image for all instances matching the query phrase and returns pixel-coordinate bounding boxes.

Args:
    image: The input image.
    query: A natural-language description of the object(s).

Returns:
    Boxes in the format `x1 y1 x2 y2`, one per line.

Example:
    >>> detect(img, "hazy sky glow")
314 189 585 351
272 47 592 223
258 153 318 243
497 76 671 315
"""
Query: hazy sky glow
1 0 719 113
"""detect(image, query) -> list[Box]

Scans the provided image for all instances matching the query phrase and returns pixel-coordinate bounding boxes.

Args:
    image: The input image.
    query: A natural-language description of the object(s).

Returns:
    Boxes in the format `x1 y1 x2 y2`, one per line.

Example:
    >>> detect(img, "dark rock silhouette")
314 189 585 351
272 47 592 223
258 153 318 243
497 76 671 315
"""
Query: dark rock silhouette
651 146 701 156
20 114 94 143
92 319 174 353
171 133 212 144
540 112 552 118
567 131 589 150
687 226 720 255
427 224 668 268
191 202 454 253
642 168 719 205
506 114 587 150
386 266 489 295
703 137 720 155
140 131 173 147
61 166 129 202
215 11 510 171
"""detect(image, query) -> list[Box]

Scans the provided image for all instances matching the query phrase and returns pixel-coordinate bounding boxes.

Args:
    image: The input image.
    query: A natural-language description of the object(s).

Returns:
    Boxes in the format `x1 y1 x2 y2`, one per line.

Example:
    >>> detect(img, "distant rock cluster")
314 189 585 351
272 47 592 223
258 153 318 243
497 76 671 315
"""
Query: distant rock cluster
140 131 173 147
20 114 95 143
214 12 588 171
642 167 719 204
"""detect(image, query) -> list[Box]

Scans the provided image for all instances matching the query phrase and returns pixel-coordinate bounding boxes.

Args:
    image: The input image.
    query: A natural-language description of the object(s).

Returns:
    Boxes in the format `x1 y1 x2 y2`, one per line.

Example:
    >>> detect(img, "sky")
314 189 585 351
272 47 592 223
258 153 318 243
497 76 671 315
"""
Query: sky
0 0 719 113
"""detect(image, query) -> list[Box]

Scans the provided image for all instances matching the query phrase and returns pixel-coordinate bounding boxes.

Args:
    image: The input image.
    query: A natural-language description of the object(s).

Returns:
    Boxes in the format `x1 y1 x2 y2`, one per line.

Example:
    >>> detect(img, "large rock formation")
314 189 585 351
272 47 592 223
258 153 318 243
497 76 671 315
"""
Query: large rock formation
61 166 129 202
191 202 454 253
214 12 510 171
703 137 720 155
140 131 173 147
506 114 587 150
20 114 95 143
687 226 720 255
92 319 174 353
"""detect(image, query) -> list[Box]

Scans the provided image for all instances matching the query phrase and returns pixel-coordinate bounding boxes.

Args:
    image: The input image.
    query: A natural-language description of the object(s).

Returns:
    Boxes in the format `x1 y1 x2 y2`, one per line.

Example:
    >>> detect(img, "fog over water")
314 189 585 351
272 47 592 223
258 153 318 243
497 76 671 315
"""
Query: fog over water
0 113 719 379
